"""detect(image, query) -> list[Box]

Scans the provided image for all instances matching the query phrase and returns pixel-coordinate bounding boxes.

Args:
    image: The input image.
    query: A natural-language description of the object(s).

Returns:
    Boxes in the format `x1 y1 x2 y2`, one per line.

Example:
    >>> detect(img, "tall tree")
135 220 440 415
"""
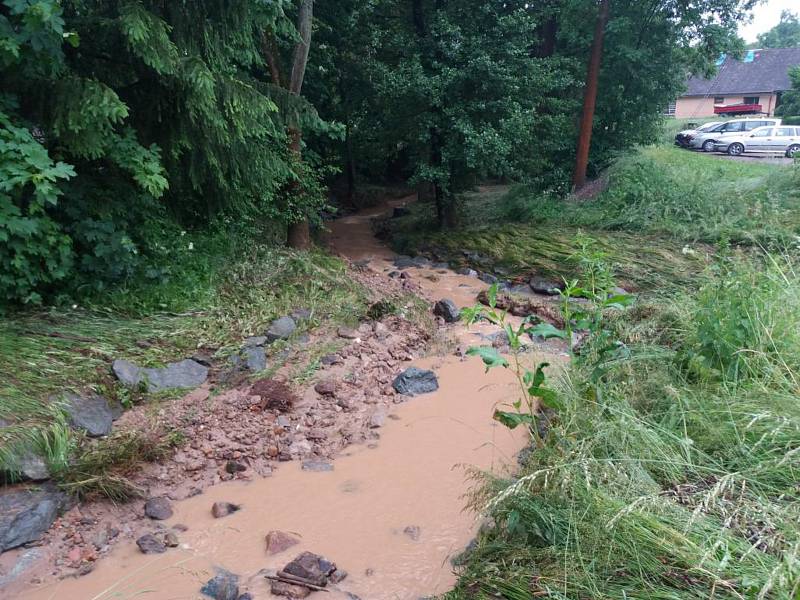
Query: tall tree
756 10 800 48
572 0 610 191
262 0 317 249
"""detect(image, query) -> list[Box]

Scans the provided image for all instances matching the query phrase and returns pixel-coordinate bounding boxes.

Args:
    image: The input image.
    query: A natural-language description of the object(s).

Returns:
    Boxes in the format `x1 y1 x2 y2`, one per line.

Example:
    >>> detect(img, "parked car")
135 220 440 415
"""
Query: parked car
714 125 800 157
687 117 782 152
675 121 721 147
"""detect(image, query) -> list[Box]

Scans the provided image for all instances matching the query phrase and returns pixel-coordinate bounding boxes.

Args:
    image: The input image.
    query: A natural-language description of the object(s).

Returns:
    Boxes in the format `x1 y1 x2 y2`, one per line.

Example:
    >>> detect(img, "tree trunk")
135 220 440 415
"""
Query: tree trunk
285 0 315 249
572 0 610 191
345 120 356 202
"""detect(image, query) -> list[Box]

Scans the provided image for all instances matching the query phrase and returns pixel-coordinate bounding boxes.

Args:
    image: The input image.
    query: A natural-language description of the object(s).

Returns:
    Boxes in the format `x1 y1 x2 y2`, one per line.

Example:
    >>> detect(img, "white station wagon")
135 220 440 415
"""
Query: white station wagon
714 126 800 158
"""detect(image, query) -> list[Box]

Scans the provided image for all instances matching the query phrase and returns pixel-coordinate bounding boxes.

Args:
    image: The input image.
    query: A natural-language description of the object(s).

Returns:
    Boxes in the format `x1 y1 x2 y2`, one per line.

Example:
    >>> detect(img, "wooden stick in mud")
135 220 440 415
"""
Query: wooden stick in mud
264 572 330 592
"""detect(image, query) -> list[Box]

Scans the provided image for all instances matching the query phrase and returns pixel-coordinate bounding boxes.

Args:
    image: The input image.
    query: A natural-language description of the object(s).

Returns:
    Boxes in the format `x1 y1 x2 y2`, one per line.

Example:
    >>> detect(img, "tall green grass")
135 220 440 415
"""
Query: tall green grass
504 146 800 244
449 255 800 599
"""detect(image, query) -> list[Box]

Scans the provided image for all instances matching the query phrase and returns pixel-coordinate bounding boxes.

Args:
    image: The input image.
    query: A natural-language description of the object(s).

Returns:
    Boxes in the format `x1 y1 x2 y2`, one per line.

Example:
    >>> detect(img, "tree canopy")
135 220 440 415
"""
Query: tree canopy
756 10 800 48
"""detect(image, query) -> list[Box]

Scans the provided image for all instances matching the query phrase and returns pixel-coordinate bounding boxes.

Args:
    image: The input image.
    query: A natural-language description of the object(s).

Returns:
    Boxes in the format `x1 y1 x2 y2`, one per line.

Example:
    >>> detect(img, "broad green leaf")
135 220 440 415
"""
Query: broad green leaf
529 323 567 340
467 346 509 371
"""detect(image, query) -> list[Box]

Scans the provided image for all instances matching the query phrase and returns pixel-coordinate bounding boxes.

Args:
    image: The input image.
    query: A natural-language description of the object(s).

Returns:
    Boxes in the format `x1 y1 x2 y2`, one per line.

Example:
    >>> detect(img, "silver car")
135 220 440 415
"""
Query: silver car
715 126 800 157
688 118 782 151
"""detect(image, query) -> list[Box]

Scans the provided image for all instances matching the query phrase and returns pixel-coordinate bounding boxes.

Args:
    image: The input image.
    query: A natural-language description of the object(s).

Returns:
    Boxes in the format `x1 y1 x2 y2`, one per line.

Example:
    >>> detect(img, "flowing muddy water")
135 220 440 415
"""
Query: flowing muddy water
16 197 560 600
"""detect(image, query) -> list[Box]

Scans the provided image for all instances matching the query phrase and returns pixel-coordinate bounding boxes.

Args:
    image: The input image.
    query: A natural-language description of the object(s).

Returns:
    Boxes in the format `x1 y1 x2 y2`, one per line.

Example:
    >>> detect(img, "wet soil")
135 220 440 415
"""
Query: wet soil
4 194 564 600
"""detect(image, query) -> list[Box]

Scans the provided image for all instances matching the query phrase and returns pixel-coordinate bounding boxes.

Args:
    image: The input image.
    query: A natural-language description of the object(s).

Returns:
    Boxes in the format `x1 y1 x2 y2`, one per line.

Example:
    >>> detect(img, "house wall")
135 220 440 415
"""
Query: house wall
675 93 779 118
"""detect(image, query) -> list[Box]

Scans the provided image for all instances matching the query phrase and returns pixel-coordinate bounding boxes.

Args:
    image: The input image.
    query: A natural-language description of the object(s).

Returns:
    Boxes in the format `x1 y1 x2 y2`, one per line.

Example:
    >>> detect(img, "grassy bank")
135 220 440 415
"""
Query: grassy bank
0 242 372 493
451 255 800 598
434 146 800 597
387 146 800 290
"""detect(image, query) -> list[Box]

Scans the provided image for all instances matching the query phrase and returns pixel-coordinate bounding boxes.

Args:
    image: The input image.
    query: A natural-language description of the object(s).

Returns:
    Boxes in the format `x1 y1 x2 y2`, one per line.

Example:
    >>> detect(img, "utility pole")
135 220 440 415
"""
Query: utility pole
572 0 610 191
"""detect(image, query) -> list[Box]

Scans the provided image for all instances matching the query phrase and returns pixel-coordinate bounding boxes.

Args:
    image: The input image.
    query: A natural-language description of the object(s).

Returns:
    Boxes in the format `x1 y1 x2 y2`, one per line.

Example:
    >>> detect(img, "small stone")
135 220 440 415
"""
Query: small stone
243 336 267 348
266 316 297 342
264 530 300 555
144 497 173 520
163 531 179 547
243 346 267 372
403 525 421 541
479 272 498 284
320 354 342 366
13 451 50 482
369 411 386 428
112 359 143 387
225 461 247 474
392 368 439 396
388 271 401 278
432 299 460 323
211 502 241 518
364 568 375 577
201 569 239 600
283 551 336 587
314 380 337 396
270 581 310 599
457 268 478 277
238 595 253 600
529 276 564 295
337 326 360 340
301 460 334 472
67 546 82 566
136 533 166 554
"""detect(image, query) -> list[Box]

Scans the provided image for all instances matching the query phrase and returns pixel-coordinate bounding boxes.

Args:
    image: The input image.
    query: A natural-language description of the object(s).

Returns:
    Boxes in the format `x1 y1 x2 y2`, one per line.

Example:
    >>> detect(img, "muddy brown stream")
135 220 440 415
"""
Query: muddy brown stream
15 197 559 600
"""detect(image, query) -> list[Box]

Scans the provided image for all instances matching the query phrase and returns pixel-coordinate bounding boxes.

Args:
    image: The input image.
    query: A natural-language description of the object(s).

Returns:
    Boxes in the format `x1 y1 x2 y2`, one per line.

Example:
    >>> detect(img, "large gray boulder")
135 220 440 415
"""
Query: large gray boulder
0 487 65 552
113 359 208 392
63 393 122 438
266 316 297 343
392 367 439 396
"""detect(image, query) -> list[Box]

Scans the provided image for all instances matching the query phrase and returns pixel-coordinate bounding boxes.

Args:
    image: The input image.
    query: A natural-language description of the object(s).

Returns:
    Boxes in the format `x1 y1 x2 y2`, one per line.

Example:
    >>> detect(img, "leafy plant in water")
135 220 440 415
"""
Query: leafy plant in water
463 235 634 440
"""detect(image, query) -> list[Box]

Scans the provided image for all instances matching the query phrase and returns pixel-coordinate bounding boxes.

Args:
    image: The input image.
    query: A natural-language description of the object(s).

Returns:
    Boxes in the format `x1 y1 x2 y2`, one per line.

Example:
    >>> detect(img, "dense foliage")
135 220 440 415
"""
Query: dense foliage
1 0 754 304
0 0 328 304
776 66 800 117
755 9 800 48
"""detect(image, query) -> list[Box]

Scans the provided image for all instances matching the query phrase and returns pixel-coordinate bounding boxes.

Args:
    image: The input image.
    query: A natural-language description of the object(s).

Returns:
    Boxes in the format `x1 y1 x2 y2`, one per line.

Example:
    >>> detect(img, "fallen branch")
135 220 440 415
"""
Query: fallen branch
264 572 329 592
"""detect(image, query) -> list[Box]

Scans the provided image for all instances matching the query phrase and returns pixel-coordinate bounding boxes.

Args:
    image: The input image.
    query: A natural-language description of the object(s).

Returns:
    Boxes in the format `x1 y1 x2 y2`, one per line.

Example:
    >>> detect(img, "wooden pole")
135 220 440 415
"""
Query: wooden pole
572 0 610 191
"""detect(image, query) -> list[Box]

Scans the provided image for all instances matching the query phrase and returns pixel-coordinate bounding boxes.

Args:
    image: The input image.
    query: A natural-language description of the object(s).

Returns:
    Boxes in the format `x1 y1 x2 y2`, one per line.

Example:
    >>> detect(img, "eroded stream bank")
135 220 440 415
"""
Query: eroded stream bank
9 196 561 600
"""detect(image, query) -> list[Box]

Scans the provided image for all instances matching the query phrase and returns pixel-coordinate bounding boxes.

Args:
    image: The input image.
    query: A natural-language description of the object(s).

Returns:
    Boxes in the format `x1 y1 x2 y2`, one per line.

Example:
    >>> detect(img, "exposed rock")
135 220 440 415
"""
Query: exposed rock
0 487 65 552
388 271 401 279
301 460 334 472
146 359 209 391
283 551 336 587
270 581 310 599
609 286 629 297
12 451 50 482
136 533 166 554
0 548 42 587
369 411 386 428
392 367 439 396
243 346 267 372
225 461 247 474
479 272 498 284
265 530 300 555
320 354 342 366
433 299 461 323
457 268 478 277
114 359 208 392
529 276 565 296
201 569 239 600
211 502 241 519
237 595 253 600
337 326 360 340
63 392 121 437
144 497 173 520
112 359 143 387
243 336 267 348
314 380 337 396
403 525 421 541
266 316 297 343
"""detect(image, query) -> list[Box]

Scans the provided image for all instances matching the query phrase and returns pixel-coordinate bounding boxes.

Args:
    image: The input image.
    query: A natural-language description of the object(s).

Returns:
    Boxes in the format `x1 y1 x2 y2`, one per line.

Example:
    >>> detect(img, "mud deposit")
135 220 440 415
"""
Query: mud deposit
8 196 562 600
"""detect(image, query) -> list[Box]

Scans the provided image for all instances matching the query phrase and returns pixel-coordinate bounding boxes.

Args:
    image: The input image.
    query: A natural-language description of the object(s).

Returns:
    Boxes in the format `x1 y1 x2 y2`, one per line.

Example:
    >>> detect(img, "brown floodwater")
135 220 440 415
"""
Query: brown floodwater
15 196 559 600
